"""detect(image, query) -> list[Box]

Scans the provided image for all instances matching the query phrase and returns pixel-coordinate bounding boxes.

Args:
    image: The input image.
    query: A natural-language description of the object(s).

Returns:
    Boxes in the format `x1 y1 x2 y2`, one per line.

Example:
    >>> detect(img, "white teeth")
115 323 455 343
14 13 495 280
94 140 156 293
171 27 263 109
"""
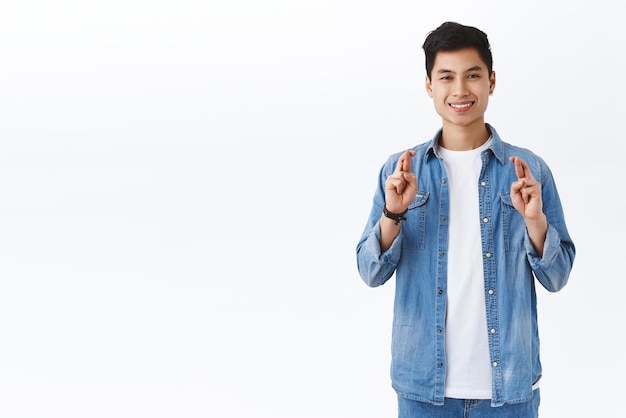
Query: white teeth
450 103 472 109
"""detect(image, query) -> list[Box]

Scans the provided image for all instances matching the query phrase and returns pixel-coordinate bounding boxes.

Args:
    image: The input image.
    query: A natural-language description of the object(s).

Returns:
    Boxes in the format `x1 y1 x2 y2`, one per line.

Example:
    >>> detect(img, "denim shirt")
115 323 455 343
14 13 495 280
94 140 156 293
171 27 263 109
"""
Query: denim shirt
356 125 575 407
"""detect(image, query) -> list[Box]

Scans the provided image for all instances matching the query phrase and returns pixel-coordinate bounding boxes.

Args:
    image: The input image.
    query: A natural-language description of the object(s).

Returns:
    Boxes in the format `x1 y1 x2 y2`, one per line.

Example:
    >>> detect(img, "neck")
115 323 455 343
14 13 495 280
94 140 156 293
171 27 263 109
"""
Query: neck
439 121 490 151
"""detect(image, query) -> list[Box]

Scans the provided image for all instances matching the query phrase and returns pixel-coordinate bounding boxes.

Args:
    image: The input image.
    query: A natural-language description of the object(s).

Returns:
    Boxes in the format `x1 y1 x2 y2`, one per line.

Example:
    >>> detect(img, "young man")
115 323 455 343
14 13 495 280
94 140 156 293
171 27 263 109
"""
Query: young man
356 22 575 417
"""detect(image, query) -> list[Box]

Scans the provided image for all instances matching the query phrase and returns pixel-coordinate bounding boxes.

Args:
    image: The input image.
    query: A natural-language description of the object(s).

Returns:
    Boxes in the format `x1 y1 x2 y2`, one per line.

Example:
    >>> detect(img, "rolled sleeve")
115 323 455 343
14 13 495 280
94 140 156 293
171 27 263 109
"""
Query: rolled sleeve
525 224 575 292
357 220 403 287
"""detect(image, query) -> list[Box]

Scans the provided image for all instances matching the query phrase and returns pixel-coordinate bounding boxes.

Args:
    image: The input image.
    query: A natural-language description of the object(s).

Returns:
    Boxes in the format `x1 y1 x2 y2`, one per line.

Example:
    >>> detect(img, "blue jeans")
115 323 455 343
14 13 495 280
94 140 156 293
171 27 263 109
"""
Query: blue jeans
398 389 540 418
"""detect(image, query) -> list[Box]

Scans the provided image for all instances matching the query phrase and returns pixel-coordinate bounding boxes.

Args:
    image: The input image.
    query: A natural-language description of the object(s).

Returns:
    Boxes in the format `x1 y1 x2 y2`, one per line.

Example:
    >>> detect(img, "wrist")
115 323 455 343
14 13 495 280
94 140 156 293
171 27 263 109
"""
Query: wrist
524 213 547 229
382 204 408 225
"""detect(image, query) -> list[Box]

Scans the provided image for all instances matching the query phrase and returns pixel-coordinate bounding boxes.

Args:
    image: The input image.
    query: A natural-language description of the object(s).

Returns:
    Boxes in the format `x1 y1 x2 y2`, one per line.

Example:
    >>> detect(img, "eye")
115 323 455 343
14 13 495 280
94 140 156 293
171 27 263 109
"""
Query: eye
468 74 480 79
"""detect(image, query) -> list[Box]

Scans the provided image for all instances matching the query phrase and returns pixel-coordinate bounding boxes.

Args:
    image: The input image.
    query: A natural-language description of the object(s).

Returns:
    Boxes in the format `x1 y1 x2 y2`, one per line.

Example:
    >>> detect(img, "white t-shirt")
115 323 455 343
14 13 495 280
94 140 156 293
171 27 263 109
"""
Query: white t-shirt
438 138 493 399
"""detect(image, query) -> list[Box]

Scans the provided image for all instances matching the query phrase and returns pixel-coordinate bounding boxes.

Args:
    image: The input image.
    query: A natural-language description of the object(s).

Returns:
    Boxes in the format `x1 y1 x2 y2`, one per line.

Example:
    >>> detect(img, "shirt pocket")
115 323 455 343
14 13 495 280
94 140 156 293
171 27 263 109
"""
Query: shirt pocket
402 192 429 250
499 193 526 252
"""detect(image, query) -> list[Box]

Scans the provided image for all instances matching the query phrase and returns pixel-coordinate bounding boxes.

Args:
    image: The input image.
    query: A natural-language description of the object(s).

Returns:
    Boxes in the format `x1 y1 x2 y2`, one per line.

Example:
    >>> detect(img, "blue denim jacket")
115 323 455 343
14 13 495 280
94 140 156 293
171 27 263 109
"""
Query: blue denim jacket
356 125 575 407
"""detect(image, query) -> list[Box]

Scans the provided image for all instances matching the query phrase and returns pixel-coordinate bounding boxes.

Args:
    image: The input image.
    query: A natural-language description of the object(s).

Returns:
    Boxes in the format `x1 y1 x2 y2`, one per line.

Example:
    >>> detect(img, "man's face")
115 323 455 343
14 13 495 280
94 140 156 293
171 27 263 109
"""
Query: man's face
425 48 496 129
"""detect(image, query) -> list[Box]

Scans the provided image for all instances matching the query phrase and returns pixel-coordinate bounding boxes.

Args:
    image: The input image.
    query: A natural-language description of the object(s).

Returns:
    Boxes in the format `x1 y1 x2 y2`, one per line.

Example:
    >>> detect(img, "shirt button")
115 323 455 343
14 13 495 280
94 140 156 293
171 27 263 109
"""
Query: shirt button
441 217 446 222
437 328 442 333
483 217 489 223
442 179 447 184
439 252 445 257
488 289 494 295
481 181 487 186
438 362 443 367
493 362 498 367
438 289 444 295
485 252 491 258
491 328 496 334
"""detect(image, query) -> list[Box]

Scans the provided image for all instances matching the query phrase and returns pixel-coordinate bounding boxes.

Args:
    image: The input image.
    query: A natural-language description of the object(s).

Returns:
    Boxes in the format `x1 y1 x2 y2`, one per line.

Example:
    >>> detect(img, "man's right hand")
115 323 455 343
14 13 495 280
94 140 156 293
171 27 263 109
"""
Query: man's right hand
384 150 418 213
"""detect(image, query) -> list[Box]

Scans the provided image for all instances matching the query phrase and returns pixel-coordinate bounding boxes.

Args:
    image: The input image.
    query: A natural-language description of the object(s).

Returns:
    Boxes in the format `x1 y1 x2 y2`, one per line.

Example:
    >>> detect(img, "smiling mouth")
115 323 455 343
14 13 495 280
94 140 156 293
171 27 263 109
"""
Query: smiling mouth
449 102 474 109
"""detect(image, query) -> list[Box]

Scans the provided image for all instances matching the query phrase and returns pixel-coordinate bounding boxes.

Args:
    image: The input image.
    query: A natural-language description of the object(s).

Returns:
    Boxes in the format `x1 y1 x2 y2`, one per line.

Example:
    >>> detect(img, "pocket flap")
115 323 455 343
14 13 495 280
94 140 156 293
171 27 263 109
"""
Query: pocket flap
499 193 515 208
408 192 429 209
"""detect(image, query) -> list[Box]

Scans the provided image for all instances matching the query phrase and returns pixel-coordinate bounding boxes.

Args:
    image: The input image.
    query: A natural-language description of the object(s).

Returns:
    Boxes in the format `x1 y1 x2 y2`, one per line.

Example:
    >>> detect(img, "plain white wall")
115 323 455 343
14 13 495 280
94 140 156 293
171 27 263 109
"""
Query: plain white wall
1 1 623 417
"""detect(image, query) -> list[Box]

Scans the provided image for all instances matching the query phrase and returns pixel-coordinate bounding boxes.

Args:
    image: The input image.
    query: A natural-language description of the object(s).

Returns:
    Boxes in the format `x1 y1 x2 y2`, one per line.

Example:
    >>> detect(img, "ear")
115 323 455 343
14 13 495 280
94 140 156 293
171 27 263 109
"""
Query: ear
489 70 496 95
425 75 433 98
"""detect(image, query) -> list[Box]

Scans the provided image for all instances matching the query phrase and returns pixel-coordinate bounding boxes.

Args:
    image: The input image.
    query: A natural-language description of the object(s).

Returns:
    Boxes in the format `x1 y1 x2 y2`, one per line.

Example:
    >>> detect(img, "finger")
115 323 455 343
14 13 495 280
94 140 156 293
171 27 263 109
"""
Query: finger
509 156 525 179
394 152 406 174
402 150 416 172
519 159 537 183
396 150 416 173
510 178 524 195
523 183 541 200
513 157 537 183
404 173 418 197
404 172 418 187
386 177 406 193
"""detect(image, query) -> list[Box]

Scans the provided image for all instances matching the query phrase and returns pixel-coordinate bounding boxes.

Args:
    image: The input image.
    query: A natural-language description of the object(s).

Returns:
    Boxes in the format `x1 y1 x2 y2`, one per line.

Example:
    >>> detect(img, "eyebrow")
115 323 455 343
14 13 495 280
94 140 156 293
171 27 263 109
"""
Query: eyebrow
436 65 484 74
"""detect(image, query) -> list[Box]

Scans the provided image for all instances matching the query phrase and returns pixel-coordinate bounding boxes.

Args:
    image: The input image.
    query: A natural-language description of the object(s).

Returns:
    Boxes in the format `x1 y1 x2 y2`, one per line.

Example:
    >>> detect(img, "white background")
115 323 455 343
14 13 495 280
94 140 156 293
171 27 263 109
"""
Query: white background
0 1 623 417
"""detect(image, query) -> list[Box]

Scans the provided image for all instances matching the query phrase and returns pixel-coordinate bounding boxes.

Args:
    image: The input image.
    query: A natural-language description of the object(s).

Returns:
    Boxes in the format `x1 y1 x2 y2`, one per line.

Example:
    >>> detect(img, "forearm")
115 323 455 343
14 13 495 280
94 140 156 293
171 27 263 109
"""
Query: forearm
525 213 548 257
379 214 402 252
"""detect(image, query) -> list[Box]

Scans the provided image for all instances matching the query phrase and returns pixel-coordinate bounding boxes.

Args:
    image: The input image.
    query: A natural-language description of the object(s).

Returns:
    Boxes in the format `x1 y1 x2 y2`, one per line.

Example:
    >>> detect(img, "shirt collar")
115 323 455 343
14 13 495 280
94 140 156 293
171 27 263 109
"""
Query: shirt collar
424 123 506 165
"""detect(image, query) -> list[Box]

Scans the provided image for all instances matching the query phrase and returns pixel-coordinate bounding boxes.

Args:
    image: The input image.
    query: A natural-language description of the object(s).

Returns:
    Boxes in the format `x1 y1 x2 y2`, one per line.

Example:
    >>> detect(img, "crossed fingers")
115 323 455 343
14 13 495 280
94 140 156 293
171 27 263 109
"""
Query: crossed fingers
510 156 538 198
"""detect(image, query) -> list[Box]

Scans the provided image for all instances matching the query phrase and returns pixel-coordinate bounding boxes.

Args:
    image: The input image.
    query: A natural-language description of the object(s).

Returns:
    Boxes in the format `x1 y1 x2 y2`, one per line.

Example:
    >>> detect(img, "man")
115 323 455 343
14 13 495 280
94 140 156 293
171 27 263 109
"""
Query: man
356 22 575 417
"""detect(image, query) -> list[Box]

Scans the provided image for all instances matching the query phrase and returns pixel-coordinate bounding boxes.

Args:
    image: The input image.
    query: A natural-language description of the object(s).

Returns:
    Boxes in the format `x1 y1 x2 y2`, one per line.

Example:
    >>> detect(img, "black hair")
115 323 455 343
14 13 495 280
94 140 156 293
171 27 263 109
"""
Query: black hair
422 22 493 80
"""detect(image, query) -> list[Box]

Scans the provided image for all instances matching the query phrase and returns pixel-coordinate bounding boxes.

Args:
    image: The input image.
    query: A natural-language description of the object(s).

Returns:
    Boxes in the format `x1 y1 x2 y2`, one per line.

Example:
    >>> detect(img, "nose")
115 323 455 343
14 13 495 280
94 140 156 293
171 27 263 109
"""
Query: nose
452 78 469 97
